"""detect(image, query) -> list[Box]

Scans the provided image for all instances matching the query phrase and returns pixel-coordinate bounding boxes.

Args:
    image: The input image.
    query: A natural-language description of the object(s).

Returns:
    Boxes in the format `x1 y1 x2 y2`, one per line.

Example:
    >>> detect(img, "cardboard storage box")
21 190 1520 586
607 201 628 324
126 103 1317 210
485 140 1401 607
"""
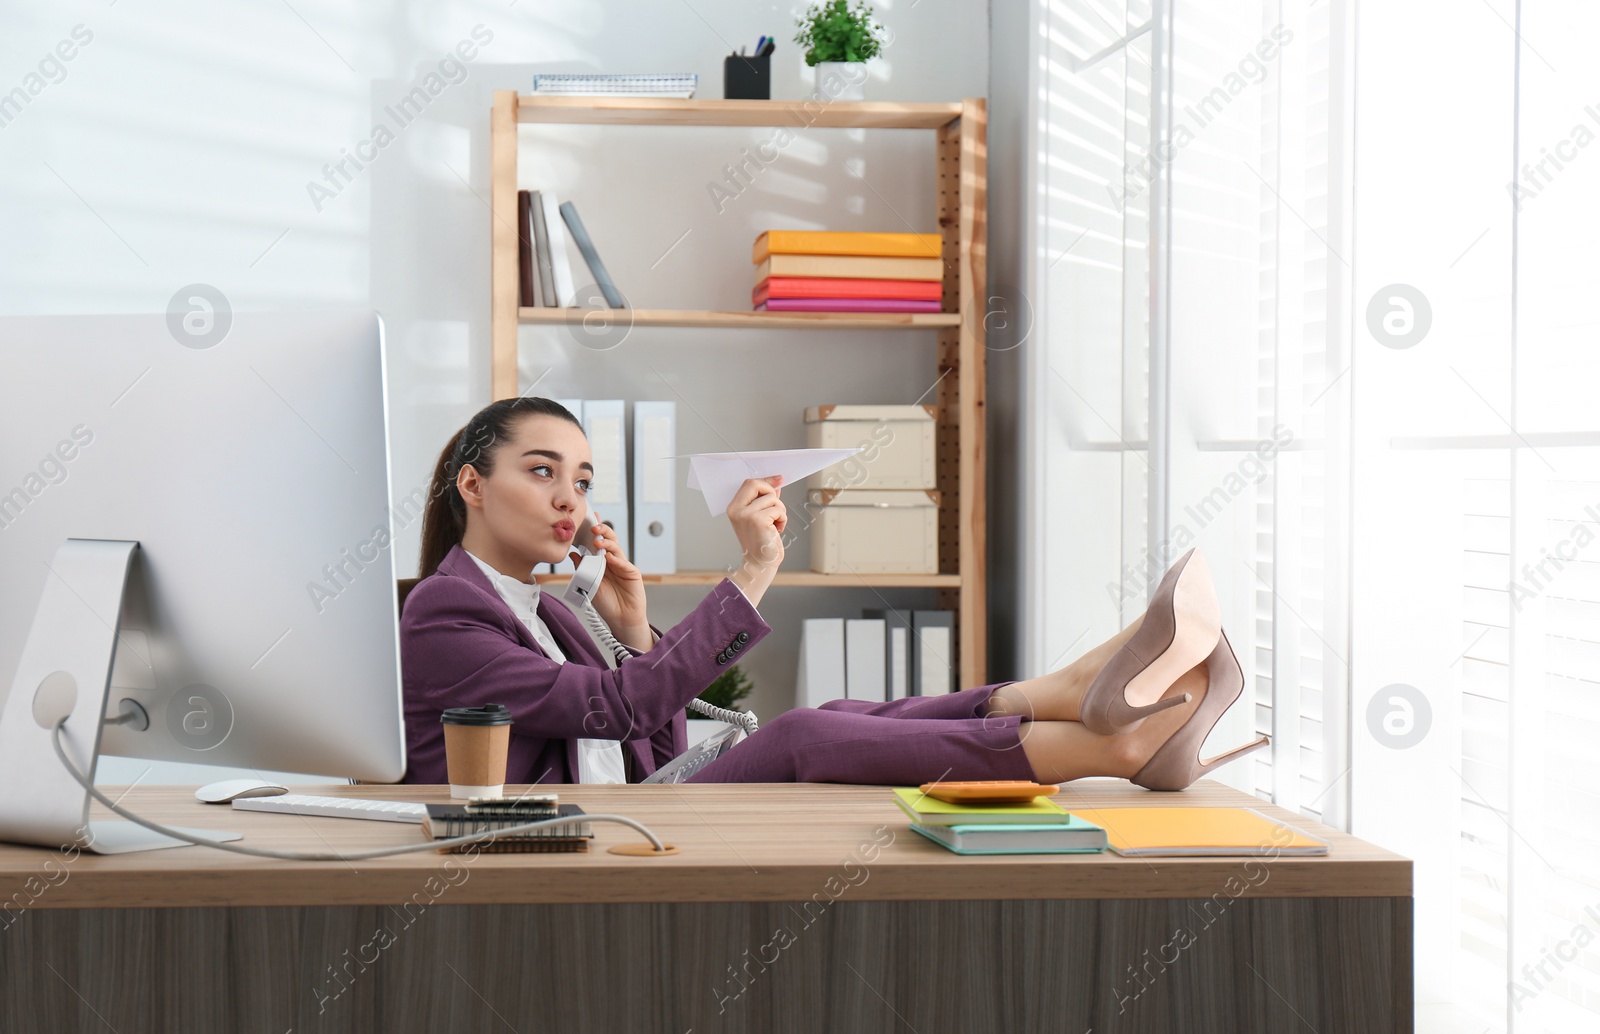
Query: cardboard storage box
804 404 936 490
807 488 940 574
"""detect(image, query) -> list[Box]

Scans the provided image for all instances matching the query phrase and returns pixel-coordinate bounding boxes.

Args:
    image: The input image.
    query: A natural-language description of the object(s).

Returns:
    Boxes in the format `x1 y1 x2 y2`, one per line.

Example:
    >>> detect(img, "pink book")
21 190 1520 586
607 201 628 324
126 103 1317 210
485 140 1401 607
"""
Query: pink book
755 298 943 313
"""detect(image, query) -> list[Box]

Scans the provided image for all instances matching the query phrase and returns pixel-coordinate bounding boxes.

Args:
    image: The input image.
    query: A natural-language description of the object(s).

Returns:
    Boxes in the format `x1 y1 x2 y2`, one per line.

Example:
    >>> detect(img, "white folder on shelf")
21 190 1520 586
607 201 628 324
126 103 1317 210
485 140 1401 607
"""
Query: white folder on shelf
796 618 846 709
912 610 954 696
864 608 912 699
582 400 629 570
631 401 676 573
547 398 585 575
887 625 910 699
845 618 887 702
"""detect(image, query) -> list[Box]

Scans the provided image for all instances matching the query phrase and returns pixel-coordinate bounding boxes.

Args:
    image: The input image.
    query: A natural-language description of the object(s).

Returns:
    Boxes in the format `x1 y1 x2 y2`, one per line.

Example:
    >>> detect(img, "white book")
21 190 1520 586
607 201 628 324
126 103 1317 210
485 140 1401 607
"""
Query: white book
845 618 886 702
796 618 846 709
631 401 676 573
539 191 578 306
581 400 629 567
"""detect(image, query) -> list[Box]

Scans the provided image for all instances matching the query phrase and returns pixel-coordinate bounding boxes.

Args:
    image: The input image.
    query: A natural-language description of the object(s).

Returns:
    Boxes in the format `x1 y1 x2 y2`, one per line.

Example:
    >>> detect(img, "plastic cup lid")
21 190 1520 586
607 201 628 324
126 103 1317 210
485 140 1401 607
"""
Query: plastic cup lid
440 703 512 726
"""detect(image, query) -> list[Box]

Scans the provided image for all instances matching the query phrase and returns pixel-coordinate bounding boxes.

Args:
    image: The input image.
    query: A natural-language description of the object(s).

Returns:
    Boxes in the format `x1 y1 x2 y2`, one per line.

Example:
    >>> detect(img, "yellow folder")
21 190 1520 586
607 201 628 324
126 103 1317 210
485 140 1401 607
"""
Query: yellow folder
1071 807 1328 856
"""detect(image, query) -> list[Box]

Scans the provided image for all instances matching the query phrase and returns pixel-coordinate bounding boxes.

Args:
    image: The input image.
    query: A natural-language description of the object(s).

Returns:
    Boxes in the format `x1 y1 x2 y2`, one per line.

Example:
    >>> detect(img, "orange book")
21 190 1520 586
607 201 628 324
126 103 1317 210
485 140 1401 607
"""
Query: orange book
754 276 944 305
755 254 944 282
753 230 942 263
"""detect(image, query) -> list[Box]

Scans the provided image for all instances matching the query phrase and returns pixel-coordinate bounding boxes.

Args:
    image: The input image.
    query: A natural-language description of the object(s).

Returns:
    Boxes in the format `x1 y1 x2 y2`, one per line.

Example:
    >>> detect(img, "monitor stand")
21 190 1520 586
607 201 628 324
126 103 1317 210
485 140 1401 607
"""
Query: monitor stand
0 539 241 854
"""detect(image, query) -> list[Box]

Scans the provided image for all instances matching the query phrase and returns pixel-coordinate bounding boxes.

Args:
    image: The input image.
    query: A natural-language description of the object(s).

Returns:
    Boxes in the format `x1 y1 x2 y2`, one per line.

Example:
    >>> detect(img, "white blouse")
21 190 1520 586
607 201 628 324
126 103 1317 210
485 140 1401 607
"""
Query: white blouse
464 550 628 785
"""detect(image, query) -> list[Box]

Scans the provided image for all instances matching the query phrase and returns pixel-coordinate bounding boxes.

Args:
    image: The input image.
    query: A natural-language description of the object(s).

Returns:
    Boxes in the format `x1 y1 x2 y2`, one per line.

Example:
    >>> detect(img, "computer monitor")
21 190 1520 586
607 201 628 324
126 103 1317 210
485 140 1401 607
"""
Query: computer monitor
0 310 405 853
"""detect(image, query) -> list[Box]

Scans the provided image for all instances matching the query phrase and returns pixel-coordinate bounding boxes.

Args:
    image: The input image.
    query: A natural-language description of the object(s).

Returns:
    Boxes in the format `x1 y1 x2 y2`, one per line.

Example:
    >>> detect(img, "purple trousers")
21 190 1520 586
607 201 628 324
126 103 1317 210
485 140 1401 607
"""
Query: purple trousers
686 682 1039 784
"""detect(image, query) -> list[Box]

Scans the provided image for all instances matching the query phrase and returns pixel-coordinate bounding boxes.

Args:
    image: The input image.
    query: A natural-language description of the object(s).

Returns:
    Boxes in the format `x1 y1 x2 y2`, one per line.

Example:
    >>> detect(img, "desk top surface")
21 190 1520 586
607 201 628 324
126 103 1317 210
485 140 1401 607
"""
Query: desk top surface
1 781 1409 910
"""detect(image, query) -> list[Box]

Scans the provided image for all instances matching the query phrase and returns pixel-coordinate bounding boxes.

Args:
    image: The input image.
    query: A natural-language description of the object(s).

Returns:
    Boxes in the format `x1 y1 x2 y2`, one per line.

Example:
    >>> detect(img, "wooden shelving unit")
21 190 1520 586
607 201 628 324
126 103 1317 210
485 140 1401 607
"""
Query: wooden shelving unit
489 92 988 690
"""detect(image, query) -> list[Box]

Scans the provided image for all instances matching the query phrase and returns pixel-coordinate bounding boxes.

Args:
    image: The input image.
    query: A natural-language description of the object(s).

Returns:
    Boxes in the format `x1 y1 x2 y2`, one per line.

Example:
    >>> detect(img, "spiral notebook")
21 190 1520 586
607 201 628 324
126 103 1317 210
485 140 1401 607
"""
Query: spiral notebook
424 804 591 854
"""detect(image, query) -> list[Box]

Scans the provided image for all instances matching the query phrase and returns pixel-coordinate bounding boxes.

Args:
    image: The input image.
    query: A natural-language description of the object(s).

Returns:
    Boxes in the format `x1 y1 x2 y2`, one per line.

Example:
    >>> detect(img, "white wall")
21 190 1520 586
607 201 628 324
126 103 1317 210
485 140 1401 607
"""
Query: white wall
0 0 989 782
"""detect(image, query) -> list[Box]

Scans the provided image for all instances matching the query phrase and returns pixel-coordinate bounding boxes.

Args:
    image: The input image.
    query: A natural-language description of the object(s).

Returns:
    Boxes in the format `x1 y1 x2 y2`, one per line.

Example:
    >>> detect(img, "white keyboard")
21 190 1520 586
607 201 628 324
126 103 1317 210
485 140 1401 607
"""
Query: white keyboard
230 793 428 824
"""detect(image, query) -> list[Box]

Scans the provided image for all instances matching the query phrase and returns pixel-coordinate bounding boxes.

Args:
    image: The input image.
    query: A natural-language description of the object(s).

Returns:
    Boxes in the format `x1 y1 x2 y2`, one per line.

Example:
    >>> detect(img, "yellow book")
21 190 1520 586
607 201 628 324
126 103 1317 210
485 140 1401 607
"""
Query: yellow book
755 254 944 282
1070 807 1328 857
753 230 942 263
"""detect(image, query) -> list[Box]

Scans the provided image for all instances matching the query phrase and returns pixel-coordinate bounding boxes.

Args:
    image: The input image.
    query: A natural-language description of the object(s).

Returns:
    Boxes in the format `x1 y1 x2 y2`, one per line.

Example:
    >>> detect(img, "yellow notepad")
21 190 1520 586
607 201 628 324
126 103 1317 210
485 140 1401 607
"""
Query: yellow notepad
891 786 1071 826
1071 807 1328 856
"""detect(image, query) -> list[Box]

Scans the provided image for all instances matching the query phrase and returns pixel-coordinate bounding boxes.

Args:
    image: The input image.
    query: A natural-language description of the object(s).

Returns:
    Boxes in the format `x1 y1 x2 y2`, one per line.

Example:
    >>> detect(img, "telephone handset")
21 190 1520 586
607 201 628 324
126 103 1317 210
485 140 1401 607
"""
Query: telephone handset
554 511 758 782
559 513 608 611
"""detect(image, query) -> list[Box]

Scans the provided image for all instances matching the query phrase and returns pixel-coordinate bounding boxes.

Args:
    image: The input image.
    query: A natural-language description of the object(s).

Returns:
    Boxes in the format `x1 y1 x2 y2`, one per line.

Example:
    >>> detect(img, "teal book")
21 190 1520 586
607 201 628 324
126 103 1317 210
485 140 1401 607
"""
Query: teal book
910 817 1108 856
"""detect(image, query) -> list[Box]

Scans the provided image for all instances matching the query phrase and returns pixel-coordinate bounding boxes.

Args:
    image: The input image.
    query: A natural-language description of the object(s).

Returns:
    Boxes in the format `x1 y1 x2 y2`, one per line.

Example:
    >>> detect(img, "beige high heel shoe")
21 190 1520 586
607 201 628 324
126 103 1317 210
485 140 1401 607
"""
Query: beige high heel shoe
1130 629 1270 792
1079 548 1222 735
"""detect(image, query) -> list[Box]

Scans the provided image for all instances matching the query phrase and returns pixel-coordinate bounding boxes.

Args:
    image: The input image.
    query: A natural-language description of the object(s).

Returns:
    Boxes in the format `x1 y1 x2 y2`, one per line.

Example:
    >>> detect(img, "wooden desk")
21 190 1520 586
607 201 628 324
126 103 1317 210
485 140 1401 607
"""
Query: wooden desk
0 780 1411 1033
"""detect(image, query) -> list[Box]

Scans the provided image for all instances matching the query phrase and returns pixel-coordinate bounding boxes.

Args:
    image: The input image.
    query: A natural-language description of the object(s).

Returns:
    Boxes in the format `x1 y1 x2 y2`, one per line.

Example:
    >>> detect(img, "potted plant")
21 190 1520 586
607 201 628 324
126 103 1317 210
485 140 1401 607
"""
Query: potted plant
685 664 754 745
794 0 887 101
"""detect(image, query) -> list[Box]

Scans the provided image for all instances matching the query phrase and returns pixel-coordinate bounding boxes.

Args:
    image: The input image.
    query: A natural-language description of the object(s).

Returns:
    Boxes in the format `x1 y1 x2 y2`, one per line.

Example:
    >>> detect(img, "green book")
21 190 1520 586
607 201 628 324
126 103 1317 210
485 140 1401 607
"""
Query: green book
891 787 1072 826
911 819 1108 855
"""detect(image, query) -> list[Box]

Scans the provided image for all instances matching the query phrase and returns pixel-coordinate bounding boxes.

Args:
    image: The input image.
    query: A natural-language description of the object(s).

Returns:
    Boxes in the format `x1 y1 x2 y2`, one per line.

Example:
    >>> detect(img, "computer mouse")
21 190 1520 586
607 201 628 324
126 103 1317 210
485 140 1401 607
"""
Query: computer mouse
195 778 289 804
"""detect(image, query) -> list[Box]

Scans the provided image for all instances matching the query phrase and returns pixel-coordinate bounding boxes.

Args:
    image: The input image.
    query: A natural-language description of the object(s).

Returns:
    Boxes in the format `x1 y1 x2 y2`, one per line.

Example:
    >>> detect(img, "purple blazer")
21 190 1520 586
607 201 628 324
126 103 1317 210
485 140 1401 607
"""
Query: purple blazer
399 544 770 784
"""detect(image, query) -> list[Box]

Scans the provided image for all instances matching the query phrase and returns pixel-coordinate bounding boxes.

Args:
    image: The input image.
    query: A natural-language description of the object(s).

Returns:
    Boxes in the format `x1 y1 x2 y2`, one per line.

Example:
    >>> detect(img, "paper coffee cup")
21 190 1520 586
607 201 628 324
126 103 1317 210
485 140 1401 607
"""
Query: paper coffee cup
440 704 513 799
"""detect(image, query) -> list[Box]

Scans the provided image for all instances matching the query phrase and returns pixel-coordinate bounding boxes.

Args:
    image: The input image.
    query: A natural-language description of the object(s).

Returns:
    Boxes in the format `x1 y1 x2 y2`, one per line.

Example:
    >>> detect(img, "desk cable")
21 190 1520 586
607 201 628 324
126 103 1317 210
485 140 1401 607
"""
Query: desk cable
51 719 668 860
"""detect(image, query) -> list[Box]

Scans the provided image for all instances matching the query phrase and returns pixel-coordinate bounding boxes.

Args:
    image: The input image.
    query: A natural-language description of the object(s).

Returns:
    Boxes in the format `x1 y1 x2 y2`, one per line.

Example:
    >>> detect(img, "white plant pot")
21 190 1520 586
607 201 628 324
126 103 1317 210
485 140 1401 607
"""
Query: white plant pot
814 61 867 101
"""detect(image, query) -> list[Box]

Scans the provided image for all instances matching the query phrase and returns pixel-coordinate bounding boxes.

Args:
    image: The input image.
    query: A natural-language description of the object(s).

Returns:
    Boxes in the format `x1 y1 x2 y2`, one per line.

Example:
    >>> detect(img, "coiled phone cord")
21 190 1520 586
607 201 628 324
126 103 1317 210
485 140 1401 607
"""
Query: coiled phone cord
570 598 760 736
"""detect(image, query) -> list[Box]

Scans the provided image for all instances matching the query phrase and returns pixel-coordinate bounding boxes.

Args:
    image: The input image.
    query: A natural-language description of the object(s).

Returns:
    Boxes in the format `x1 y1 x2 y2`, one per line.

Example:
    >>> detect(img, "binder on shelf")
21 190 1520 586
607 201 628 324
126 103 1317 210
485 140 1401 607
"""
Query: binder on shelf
796 617 845 709
548 398 585 575
559 200 625 309
516 190 538 307
631 401 676 574
530 189 556 307
538 191 578 306
581 400 629 568
863 608 911 699
911 610 954 696
844 618 886 702
887 624 909 699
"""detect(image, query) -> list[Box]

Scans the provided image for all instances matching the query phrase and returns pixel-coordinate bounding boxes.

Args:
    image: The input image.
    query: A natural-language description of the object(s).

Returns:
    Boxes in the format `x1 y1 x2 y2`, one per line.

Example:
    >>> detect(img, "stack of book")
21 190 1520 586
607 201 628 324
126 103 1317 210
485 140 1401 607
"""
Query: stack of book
532 73 697 99
752 231 944 313
517 190 624 309
892 788 1108 856
423 794 593 853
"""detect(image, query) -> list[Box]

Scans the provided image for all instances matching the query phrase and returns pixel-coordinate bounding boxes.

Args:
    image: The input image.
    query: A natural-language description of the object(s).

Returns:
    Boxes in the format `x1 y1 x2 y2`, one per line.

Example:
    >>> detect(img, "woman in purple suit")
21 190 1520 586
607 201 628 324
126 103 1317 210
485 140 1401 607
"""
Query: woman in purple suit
399 398 1266 789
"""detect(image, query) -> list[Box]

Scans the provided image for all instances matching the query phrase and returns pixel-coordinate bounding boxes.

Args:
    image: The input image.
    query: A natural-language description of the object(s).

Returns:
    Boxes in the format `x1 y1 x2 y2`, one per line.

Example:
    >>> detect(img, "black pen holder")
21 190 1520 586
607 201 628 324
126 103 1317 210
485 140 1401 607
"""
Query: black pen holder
724 53 771 100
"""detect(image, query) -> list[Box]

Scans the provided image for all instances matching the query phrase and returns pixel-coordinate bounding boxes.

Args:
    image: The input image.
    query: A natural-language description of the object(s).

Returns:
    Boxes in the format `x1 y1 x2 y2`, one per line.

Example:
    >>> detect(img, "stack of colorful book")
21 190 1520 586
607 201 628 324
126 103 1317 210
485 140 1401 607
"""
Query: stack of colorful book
752 231 944 314
891 787 1108 855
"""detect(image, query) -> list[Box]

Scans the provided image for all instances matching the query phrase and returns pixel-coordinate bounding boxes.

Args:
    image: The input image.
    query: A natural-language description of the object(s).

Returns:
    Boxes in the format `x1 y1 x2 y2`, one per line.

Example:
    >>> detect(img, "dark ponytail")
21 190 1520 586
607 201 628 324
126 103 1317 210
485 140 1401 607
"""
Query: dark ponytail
417 397 584 579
